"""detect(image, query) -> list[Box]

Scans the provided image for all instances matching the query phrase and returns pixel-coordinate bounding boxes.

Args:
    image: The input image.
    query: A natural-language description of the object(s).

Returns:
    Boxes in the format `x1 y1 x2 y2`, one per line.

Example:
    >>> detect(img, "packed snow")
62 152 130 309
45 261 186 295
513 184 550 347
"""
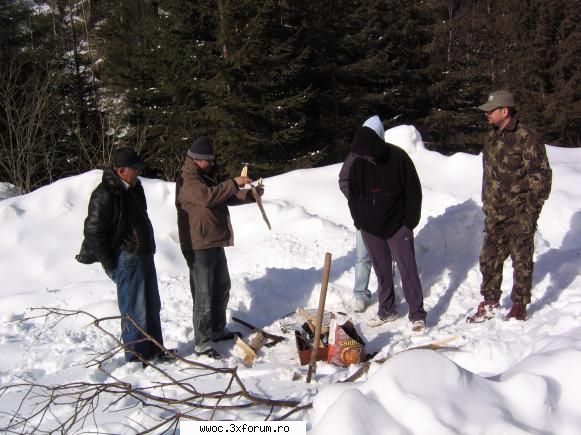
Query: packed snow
1 125 580 434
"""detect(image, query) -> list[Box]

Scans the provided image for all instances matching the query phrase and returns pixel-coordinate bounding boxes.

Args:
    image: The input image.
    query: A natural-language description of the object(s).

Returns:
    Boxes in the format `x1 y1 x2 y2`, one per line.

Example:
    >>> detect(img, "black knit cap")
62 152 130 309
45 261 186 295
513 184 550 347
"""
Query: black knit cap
112 147 146 170
188 136 215 160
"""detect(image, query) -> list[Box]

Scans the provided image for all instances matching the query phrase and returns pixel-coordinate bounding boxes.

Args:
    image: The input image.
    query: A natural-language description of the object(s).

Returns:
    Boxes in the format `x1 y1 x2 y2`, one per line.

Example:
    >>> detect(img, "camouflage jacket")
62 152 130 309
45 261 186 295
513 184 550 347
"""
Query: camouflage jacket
481 117 551 221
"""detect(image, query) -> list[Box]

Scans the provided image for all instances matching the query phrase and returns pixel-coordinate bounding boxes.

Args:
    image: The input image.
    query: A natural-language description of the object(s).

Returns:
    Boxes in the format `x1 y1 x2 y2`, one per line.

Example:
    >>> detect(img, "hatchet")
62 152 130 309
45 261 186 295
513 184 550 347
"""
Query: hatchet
241 165 271 230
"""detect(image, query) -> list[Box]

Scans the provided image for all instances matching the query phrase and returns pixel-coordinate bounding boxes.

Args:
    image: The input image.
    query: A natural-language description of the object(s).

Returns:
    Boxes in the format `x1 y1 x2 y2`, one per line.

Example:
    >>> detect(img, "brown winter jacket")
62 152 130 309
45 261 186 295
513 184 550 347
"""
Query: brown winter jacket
175 158 255 251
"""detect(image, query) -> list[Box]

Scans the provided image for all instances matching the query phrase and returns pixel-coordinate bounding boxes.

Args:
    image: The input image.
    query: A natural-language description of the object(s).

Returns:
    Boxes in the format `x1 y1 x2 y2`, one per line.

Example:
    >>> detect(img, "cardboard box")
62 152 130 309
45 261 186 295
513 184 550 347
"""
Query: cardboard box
294 331 328 365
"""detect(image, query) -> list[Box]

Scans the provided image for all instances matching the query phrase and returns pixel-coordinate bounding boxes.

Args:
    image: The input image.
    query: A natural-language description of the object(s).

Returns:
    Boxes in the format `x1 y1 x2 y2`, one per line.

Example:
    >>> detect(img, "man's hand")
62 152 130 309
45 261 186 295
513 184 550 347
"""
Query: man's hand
233 175 252 187
255 184 264 196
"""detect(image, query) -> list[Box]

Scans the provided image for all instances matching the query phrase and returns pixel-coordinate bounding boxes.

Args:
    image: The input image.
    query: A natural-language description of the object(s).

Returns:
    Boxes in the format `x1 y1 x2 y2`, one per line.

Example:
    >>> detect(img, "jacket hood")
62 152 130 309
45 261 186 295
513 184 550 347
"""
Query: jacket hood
362 115 385 139
351 126 389 160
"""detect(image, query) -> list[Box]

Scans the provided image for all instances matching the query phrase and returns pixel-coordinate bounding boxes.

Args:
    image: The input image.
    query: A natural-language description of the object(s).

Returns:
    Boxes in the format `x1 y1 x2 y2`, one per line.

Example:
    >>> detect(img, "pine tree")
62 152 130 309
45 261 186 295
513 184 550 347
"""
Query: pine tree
549 2 581 146
301 0 431 161
506 0 557 135
499 0 579 147
4 0 578 191
523 0 580 146
95 0 200 178
201 0 323 177
419 0 498 154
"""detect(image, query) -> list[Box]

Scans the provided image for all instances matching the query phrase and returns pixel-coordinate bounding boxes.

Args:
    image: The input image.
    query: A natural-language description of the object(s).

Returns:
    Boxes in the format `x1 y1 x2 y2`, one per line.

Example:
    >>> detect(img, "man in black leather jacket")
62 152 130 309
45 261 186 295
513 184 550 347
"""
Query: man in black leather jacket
82 147 165 362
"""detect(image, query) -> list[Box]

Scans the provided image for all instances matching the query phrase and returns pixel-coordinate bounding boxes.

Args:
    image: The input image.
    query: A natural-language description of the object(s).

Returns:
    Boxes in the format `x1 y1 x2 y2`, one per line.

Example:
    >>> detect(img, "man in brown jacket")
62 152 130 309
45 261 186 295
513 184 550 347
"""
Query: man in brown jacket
175 137 261 358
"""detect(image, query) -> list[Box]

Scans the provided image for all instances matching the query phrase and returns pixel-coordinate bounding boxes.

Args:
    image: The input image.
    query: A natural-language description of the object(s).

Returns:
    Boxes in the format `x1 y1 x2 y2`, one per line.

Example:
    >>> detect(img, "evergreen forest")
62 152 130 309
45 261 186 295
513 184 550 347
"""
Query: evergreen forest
1 0 579 193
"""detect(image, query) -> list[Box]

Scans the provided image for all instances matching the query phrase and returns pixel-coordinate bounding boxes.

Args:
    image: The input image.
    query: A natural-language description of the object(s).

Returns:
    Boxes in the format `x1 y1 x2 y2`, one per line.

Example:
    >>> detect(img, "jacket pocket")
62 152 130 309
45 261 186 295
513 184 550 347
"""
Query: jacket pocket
505 150 525 177
75 239 97 264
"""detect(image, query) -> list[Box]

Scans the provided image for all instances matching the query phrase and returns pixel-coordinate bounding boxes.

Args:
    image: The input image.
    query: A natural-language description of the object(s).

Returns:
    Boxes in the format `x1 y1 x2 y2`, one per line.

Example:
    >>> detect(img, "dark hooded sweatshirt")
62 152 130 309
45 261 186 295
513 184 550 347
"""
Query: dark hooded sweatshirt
347 126 422 239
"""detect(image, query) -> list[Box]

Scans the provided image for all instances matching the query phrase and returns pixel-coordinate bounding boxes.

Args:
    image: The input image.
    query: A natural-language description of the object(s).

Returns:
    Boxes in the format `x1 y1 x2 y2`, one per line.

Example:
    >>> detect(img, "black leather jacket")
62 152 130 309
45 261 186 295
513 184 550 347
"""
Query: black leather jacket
83 168 155 270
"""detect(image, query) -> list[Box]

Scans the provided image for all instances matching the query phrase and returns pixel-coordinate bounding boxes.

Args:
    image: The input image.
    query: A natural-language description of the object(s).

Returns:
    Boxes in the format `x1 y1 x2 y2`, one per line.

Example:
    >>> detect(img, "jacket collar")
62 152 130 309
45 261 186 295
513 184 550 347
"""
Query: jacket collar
494 116 518 133
102 167 140 192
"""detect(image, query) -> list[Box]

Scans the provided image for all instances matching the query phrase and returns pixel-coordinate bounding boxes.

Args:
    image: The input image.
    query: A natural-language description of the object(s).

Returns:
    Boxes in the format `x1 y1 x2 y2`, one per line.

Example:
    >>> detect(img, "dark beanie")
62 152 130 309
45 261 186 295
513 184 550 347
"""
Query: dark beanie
188 137 215 160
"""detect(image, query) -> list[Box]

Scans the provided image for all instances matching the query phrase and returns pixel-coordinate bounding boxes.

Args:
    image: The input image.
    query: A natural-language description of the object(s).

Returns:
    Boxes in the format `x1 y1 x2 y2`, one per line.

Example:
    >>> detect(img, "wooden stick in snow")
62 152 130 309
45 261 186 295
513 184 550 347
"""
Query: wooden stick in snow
306 252 332 383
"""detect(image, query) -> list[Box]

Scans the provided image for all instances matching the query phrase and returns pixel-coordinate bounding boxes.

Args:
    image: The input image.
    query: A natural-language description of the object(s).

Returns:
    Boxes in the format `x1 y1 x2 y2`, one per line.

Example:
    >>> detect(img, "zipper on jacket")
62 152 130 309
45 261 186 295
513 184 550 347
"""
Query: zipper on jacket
370 188 382 207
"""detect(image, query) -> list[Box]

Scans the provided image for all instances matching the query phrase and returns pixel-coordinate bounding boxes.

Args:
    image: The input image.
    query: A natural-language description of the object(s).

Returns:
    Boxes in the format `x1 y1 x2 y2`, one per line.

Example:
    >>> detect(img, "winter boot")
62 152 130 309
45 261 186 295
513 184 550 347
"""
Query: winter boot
466 300 500 323
506 303 527 321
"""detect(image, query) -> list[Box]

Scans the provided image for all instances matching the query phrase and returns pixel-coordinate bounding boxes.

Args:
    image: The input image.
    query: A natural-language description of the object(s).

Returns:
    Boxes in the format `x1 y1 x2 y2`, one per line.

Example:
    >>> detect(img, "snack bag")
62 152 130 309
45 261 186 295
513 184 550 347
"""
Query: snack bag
327 316 365 367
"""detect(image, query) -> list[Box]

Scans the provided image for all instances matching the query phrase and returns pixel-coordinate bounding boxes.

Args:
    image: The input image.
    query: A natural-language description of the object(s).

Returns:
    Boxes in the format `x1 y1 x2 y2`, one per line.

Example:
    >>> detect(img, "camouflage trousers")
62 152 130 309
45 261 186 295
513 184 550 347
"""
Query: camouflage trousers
479 213 538 305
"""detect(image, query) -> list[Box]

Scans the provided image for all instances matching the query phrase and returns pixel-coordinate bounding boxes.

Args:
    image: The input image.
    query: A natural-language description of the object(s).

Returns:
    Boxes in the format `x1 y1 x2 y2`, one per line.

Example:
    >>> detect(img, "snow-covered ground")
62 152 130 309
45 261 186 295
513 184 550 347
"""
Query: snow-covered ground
1 125 580 434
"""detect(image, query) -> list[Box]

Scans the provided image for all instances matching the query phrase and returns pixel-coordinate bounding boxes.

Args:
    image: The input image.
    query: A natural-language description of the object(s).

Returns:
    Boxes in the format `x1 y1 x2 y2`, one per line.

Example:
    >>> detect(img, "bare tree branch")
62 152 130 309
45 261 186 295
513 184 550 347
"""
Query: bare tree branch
0 57 60 193
2 307 458 433
1 308 307 433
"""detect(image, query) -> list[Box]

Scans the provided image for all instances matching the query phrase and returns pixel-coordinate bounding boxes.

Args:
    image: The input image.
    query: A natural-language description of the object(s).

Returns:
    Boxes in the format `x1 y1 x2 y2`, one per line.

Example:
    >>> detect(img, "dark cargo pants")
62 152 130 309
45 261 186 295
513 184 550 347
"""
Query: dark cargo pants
362 226 427 321
183 248 231 353
479 214 537 305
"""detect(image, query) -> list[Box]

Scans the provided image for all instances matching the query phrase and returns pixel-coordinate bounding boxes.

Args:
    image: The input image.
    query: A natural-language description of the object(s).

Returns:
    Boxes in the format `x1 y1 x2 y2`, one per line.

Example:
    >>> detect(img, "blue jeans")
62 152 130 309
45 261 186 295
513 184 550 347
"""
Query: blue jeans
107 251 164 361
354 230 372 300
184 248 231 353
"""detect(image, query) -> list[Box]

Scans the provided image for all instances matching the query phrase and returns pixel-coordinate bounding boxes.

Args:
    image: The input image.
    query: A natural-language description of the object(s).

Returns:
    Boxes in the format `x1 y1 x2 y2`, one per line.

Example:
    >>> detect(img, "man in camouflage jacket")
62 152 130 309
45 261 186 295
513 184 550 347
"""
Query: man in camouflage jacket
467 90 552 323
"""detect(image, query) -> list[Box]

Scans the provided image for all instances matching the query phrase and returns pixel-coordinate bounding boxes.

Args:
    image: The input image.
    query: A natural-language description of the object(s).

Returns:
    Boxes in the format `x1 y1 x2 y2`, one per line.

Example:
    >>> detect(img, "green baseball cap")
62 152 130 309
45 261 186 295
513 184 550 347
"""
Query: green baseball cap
478 90 515 111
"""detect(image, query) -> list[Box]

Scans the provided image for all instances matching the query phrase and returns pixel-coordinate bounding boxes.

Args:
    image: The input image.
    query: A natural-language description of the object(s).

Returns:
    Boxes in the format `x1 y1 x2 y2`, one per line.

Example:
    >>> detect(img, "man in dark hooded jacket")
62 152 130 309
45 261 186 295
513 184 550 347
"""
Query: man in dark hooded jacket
348 116 427 331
